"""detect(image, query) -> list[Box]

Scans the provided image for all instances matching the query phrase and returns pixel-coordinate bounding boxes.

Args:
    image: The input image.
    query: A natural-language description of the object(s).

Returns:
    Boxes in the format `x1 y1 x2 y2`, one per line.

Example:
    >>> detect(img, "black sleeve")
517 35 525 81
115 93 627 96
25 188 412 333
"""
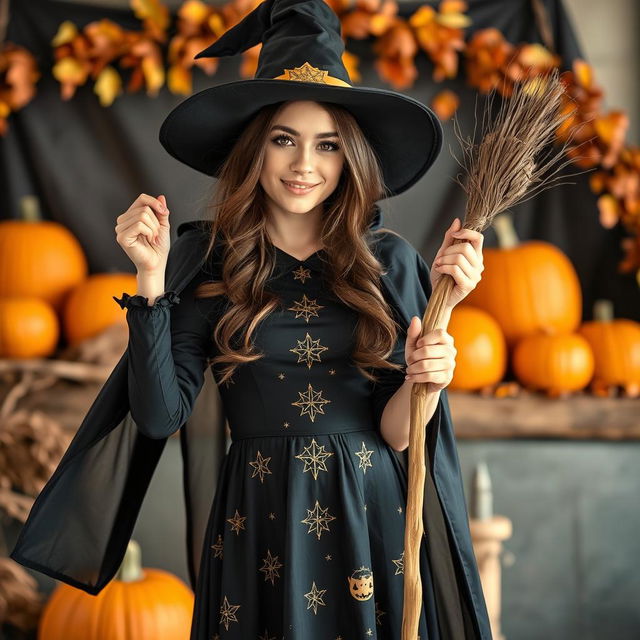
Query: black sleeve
370 326 407 431
112 269 217 439
370 243 433 431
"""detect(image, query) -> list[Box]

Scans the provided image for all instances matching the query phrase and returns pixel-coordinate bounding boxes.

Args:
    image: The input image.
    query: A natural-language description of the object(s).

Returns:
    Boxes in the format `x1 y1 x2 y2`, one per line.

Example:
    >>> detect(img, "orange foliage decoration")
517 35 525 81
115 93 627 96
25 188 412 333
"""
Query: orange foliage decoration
464 28 560 97
2 0 639 276
0 43 40 135
167 0 245 94
49 0 170 107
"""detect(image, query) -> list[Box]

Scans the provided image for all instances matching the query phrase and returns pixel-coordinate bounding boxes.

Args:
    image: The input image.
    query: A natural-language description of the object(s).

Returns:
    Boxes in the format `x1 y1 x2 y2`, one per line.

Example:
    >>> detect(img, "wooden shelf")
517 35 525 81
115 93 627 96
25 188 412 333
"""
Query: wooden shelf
2 376 638 441
449 389 640 440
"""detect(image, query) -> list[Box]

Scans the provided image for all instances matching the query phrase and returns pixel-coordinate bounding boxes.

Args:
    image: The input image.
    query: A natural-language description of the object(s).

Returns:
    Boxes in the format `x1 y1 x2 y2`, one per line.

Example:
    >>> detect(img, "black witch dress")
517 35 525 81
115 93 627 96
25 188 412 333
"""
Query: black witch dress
114 243 443 640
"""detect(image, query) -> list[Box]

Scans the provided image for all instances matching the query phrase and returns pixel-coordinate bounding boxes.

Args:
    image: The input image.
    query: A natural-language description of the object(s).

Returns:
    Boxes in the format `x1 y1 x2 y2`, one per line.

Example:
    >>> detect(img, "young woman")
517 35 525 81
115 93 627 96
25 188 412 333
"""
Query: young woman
113 97 484 639
10 0 490 638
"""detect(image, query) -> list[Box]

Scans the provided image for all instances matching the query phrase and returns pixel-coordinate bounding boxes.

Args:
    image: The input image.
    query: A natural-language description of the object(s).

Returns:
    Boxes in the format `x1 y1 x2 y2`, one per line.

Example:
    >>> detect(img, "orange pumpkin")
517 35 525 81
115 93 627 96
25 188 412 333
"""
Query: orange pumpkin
0 196 87 312
63 273 138 346
38 539 194 640
0 297 59 358
577 299 640 395
512 331 595 396
447 306 507 391
461 212 582 347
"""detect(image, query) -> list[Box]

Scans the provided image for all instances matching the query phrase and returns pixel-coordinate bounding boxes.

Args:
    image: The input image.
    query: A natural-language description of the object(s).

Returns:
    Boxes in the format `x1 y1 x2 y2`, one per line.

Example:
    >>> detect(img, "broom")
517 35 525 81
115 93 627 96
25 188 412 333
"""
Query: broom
401 68 580 638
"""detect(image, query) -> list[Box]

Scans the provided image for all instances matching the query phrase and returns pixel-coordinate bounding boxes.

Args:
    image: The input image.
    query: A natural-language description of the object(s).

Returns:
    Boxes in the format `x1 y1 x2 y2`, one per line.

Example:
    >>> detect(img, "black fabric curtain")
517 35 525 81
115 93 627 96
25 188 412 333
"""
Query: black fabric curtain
2 0 638 322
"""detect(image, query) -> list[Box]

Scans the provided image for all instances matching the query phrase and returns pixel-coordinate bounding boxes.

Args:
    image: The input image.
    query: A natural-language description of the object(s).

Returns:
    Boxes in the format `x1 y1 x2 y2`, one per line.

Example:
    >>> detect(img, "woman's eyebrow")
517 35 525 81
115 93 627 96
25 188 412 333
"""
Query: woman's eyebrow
271 124 339 138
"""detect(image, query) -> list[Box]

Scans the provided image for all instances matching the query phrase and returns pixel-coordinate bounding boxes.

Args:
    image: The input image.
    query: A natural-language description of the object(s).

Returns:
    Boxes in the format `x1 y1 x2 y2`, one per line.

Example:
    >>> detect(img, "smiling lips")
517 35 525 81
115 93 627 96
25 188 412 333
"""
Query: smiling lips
281 179 319 194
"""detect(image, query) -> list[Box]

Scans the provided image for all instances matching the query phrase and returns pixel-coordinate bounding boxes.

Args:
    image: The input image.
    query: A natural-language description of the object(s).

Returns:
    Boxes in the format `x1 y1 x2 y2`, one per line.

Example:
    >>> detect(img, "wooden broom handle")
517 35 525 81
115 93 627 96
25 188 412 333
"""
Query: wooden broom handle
401 271 457 639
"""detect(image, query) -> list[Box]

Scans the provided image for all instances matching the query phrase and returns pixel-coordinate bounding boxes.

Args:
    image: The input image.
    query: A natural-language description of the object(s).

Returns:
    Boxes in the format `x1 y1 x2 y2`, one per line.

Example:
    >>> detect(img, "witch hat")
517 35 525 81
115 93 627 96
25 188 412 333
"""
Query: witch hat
159 0 442 196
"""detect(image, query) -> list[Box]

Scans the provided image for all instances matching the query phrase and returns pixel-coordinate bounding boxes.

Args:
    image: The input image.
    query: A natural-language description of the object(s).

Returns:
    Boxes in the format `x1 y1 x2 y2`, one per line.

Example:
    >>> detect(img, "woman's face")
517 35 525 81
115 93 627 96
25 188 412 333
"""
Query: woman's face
259 100 345 218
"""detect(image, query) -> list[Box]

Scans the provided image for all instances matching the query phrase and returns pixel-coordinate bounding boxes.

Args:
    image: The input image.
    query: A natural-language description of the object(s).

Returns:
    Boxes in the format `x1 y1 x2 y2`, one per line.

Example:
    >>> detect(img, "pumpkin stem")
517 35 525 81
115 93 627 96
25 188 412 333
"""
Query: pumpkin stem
593 299 614 322
20 195 41 223
492 213 519 249
115 538 143 582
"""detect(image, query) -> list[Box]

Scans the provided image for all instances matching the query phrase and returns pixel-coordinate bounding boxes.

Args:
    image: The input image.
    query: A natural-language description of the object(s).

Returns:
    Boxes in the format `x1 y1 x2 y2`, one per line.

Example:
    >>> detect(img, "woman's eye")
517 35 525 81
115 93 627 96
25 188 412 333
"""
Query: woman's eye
271 134 340 151
272 134 293 146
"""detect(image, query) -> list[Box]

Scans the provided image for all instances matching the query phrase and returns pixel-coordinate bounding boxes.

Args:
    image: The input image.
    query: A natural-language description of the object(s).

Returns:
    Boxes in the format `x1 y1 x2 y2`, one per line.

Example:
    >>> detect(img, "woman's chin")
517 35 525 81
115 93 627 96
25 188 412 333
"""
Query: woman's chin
275 196 322 214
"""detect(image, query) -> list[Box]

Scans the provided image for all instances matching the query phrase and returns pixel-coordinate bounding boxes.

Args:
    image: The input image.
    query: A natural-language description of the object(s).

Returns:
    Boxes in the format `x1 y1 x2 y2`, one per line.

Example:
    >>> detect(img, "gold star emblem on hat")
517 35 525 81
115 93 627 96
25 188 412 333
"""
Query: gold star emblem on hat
282 61 329 83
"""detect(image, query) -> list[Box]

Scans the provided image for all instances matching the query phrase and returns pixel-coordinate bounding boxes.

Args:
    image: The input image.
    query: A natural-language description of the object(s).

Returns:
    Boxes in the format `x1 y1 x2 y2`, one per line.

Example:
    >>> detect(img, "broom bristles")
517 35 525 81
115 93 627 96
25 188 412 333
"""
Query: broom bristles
451 68 586 232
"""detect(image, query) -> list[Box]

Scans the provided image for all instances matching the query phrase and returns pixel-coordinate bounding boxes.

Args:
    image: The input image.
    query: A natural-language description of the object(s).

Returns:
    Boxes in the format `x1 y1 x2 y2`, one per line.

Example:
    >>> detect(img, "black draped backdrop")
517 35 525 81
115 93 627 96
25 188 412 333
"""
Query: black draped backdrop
2 0 638 326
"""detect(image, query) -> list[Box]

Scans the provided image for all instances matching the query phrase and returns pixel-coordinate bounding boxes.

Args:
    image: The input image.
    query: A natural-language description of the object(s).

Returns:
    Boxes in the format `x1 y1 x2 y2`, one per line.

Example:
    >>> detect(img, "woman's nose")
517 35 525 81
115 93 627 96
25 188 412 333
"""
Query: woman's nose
290 145 314 173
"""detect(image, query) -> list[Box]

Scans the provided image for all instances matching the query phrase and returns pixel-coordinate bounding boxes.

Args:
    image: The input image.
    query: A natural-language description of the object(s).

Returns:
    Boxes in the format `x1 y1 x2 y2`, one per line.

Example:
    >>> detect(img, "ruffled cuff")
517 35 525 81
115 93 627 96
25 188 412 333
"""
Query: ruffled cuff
113 290 181 310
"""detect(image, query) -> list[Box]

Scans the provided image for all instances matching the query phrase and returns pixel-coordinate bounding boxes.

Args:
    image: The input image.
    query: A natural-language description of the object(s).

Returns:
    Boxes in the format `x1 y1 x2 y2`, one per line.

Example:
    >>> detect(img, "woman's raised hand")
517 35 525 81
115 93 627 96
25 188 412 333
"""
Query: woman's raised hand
115 193 171 273
430 217 484 309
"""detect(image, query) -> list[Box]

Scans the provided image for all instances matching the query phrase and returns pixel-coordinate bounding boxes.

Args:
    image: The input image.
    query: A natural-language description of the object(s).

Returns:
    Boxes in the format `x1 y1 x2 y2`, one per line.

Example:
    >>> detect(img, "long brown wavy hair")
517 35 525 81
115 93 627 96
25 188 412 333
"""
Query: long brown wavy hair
193 99 405 385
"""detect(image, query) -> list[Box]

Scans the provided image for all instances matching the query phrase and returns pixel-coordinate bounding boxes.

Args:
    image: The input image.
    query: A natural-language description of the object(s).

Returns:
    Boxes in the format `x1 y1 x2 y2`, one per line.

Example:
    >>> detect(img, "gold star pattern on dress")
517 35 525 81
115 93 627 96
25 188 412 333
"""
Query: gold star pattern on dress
211 533 223 559
287 293 324 323
301 499 337 540
354 441 374 474
268 512 276 520
258 630 277 640
303 580 327 614
293 264 312 283
289 332 329 368
294 437 334 480
375 600 386 625
363 504 368 511
291 383 331 422
277 372 285 380
392 550 405 575
329 368 336 375
219 595 240 631
249 450 273 483
325 554 332 561
397 505 403 513
259 549 283 585
366 629 373 637
283 421 290 429
226 509 246 535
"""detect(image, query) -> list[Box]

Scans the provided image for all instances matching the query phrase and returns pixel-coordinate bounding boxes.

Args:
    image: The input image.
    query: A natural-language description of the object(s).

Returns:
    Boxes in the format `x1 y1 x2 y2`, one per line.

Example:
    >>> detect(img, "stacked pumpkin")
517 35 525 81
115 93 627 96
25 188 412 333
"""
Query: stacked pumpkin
38 539 194 640
446 213 640 397
0 195 137 358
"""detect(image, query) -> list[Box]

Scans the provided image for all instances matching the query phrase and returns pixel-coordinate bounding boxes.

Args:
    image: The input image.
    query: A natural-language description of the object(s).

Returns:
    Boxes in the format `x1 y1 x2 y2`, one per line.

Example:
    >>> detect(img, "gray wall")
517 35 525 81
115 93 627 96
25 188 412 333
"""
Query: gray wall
459 440 640 640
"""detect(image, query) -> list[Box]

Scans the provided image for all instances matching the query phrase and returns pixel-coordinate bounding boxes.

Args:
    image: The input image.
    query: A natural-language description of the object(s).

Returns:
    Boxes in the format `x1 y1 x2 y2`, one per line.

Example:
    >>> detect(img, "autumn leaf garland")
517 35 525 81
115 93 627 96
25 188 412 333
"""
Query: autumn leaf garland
1 0 639 277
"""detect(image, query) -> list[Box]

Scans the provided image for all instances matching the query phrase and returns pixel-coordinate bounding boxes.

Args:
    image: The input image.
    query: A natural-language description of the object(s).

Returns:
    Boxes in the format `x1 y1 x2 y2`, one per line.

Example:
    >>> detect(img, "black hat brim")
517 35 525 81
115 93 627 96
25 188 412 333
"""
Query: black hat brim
159 78 443 197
